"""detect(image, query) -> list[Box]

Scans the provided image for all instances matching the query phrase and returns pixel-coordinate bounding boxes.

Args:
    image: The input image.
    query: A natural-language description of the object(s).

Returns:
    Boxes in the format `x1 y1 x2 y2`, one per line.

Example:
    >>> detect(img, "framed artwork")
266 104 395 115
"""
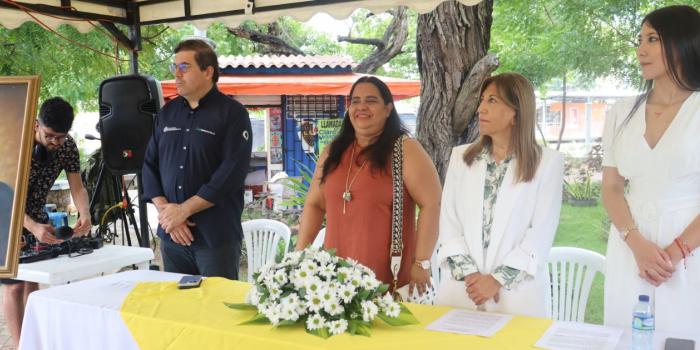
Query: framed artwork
0 76 40 277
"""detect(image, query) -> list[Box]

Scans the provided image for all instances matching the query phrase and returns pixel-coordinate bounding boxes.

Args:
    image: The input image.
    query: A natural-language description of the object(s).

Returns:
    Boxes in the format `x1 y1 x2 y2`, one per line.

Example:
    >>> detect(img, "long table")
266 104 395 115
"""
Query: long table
19 270 697 350
17 244 154 286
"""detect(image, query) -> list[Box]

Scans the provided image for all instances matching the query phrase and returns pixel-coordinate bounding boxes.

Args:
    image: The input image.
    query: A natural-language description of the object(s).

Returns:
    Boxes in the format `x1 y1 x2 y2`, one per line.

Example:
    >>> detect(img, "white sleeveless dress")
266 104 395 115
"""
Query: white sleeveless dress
602 92 700 334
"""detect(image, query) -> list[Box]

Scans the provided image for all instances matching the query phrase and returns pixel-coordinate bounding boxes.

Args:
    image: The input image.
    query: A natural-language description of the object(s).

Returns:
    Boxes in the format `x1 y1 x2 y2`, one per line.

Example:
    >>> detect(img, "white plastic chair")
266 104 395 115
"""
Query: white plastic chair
311 227 326 249
242 219 291 282
546 247 606 322
430 250 440 287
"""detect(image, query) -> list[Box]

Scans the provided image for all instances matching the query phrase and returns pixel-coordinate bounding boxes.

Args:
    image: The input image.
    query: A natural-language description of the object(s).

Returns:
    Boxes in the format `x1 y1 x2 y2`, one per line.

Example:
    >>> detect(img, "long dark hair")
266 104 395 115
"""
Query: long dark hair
321 76 408 182
620 5 700 130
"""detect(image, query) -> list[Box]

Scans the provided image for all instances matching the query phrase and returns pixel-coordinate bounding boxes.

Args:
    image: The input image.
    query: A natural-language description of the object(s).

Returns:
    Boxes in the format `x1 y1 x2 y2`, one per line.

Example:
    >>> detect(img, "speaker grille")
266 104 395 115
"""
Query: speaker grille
98 75 162 175
99 104 111 118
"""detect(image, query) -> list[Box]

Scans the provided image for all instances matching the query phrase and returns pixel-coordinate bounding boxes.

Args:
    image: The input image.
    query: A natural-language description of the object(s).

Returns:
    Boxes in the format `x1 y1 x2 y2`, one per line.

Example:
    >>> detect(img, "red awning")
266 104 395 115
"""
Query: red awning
160 73 420 101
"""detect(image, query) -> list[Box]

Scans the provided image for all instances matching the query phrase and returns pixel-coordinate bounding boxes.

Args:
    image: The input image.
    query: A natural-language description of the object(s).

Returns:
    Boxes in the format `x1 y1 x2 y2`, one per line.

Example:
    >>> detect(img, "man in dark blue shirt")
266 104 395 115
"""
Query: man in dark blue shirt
142 39 252 279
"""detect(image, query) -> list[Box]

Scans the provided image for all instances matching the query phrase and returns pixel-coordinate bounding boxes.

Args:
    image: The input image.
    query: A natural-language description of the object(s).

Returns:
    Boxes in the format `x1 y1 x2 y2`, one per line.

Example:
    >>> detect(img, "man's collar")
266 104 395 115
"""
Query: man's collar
182 84 218 109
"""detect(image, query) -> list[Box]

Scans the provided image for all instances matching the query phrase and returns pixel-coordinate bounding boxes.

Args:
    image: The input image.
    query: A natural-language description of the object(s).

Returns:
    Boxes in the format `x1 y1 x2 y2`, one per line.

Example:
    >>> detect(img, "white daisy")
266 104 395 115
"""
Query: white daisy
361 300 379 322
327 319 348 335
306 313 326 330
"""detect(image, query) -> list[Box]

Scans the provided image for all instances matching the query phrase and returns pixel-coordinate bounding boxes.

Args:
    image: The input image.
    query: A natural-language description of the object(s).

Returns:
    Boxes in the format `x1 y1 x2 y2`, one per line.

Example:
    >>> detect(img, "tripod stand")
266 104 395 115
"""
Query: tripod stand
87 156 144 247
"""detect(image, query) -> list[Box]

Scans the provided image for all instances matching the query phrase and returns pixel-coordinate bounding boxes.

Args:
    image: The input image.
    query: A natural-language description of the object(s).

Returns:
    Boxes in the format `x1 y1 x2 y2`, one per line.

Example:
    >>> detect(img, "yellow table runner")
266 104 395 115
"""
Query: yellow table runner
120 278 552 350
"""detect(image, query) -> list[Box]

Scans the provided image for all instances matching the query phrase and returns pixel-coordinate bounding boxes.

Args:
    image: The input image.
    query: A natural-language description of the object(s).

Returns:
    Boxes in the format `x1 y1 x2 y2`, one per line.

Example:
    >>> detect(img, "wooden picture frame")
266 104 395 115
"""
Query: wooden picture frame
0 76 40 277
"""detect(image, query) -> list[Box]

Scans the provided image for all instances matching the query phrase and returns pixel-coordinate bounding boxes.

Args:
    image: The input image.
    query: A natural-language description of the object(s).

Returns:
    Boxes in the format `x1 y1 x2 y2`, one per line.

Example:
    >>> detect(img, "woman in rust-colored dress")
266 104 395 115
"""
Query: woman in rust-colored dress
296 76 441 296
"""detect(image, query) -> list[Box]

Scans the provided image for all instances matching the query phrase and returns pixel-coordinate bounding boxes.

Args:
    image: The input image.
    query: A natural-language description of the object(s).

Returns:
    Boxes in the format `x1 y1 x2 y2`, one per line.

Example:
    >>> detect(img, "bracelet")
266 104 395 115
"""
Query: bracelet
619 226 637 242
674 237 693 270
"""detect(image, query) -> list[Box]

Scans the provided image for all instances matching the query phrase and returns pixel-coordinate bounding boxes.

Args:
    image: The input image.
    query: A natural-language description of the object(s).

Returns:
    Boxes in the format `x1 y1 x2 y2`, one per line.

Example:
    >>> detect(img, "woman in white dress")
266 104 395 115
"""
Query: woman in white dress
436 73 564 317
602 5 700 333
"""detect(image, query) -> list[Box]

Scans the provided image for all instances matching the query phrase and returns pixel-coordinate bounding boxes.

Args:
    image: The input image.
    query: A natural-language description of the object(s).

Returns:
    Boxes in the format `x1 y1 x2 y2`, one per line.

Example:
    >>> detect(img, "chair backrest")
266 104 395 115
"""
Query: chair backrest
546 247 606 322
311 227 326 249
430 250 440 287
242 219 291 282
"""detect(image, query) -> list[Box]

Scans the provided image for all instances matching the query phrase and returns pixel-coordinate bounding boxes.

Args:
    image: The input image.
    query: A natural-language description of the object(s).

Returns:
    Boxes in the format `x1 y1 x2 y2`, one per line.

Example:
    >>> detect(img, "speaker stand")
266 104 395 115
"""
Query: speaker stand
89 162 143 247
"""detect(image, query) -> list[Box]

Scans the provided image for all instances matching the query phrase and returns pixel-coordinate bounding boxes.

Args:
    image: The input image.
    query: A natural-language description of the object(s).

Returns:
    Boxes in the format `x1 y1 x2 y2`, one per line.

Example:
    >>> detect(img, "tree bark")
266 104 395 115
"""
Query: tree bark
556 73 567 150
340 6 409 74
227 26 305 56
416 0 495 182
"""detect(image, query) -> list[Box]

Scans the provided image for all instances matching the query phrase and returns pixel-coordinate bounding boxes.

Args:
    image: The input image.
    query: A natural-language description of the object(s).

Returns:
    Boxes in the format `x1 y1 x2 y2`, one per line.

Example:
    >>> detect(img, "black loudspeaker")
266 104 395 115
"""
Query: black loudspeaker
98 75 163 175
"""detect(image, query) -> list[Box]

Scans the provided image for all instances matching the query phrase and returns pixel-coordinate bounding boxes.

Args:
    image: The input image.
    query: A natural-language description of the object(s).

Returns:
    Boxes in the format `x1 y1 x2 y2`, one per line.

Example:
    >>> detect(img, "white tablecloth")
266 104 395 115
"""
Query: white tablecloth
18 270 698 350
20 270 182 350
17 245 154 285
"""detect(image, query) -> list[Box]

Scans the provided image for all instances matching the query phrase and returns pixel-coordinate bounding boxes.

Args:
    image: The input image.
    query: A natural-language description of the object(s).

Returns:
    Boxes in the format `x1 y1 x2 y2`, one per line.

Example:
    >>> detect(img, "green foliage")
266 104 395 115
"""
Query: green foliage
491 0 700 90
343 9 419 79
280 157 316 208
564 178 599 201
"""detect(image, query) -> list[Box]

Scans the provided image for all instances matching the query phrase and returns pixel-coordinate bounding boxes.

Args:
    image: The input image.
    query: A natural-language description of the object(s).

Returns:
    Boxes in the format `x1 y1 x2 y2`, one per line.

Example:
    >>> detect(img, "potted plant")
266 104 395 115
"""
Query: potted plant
563 145 602 207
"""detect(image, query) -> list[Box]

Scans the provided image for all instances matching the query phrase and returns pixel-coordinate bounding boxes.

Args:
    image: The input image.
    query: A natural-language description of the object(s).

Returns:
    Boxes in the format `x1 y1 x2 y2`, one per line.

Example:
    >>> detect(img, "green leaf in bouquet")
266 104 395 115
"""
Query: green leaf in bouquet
357 289 371 300
240 312 271 325
377 304 419 326
337 272 347 283
347 320 372 337
306 326 331 339
325 248 336 256
337 260 351 268
223 302 258 311
275 320 298 327
375 284 389 295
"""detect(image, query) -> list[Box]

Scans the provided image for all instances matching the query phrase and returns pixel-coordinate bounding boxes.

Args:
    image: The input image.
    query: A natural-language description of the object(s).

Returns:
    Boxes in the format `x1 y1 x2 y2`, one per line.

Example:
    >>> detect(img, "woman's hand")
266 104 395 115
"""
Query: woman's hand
628 232 674 286
409 264 431 297
464 273 501 305
664 241 684 268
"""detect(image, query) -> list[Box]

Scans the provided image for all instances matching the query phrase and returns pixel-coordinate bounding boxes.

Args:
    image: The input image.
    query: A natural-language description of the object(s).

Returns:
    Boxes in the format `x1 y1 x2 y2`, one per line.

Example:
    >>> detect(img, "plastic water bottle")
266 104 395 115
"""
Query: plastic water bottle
631 294 654 350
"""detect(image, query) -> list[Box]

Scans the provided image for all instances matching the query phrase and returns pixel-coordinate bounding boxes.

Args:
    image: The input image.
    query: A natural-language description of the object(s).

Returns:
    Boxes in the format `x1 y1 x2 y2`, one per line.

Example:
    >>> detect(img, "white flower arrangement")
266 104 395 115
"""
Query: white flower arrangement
226 247 418 338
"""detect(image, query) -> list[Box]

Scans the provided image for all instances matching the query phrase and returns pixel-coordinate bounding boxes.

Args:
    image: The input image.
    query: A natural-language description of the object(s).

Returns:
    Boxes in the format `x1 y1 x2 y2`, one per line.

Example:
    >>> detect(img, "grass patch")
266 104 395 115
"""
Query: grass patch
553 202 609 324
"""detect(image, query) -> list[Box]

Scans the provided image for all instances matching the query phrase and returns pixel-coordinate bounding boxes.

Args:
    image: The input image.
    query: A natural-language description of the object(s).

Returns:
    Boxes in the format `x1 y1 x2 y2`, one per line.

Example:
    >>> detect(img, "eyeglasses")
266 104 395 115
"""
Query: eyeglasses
169 62 191 73
44 134 68 143
39 127 68 143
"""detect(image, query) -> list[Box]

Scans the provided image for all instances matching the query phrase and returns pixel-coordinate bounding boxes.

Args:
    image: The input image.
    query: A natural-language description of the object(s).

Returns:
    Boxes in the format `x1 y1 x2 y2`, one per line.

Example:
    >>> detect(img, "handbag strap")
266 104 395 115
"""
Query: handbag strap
390 135 406 292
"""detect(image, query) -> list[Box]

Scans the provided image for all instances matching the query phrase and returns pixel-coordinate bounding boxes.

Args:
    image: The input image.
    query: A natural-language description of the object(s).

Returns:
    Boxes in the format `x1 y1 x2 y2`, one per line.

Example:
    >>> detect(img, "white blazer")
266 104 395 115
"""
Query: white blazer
436 144 564 317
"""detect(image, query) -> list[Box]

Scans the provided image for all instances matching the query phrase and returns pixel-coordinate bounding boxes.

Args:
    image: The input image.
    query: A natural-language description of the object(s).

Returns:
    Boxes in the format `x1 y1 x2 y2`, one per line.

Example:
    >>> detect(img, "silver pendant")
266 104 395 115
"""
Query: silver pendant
342 191 352 202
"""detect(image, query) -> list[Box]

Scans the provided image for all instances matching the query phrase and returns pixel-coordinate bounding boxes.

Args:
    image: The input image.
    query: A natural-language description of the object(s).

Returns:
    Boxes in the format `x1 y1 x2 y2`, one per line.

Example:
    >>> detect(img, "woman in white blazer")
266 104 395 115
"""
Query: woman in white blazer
436 73 564 317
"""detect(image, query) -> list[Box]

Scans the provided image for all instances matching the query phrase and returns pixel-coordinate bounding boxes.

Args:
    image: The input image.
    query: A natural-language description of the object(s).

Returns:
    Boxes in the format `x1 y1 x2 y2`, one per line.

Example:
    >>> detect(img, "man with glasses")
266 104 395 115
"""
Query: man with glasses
142 39 252 280
1 97 91 347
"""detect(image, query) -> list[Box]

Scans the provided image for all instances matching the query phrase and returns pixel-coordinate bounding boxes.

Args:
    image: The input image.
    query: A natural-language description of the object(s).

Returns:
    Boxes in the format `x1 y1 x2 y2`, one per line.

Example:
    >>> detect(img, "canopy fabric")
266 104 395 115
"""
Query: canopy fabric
0 0 482 33
160 73 420 101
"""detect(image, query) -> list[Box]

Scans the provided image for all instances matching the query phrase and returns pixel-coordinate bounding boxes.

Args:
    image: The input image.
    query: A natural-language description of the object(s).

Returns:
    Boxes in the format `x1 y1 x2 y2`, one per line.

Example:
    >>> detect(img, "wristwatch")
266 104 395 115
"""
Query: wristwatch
414 259 431 270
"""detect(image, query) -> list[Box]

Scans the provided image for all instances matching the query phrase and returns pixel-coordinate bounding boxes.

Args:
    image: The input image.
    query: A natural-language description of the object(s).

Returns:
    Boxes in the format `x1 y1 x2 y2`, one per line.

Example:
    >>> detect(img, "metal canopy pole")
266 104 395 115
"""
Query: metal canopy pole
126 1 151 249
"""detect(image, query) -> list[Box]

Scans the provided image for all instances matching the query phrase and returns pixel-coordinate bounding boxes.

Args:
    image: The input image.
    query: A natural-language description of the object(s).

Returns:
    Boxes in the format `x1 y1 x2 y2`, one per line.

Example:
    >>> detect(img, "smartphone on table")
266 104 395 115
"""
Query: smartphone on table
177 275 203 289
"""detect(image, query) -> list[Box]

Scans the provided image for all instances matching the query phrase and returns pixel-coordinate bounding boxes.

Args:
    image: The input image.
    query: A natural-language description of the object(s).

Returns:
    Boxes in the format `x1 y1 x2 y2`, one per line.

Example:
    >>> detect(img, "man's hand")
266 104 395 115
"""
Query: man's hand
167 220 196 246
29 222 62 244
72 215 92 237
158 203 190 233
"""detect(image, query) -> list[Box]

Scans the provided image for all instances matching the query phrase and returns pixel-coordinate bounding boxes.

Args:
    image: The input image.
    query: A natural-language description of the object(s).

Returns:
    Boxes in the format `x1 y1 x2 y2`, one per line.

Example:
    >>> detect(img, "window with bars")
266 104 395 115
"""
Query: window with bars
283 95 344 176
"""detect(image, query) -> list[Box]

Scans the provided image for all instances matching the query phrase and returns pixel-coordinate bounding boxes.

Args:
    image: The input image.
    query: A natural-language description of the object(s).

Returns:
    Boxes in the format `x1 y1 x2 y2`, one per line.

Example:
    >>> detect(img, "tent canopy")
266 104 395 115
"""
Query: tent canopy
160 73 420 101
0 0 480 33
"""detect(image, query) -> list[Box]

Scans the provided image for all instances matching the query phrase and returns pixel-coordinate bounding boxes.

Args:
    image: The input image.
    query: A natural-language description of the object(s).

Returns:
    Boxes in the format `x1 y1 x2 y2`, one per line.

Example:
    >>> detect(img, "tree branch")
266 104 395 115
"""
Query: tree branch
337 36 386 49
351 6 409 74
451 53 500 136
227 26 305 56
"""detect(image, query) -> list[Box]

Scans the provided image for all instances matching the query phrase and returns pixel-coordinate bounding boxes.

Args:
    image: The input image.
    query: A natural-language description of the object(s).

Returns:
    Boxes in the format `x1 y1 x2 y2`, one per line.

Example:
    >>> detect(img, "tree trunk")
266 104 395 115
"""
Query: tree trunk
416 0 495 183
556 73 567 150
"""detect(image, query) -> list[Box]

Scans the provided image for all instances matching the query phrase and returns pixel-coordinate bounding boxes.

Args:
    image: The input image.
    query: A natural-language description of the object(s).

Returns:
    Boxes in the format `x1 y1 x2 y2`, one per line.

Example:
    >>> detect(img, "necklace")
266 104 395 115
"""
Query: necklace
649 89 692 118
343 145 368 214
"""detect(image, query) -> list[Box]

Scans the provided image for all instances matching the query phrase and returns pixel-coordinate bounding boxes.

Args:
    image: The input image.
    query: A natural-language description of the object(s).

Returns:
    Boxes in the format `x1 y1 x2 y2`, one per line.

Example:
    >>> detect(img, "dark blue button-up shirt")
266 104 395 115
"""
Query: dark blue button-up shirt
142 86 252 247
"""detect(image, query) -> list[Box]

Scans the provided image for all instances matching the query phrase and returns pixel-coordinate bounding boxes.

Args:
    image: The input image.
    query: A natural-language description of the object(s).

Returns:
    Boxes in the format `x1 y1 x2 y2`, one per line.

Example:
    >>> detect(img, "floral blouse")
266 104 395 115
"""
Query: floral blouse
446 149 529 290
